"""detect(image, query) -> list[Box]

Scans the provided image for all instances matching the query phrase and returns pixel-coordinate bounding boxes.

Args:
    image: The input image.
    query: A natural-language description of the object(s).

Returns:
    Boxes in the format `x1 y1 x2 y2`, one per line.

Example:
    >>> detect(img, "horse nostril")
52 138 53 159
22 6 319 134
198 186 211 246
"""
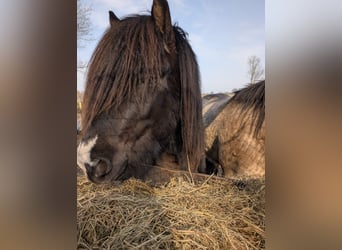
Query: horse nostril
84 159 110 178
90 159 112 178
93 161 106 177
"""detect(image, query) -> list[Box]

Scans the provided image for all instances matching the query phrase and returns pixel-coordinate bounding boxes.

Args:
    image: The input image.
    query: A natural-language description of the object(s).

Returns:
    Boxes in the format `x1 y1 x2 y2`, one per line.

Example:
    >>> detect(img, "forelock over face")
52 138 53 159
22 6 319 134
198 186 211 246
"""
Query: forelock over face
77 135 98 174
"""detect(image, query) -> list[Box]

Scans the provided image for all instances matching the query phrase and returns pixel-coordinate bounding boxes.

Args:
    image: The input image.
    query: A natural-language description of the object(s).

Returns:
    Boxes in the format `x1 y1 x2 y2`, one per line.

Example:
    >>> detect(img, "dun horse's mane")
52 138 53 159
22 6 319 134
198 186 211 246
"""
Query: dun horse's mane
81 14 204 169
229 80 265 136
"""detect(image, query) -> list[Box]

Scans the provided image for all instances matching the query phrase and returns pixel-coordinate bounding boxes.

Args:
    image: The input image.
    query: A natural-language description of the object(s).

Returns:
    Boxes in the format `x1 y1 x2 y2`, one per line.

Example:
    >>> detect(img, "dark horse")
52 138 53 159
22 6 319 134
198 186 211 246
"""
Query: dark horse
200 80 265 178
77 0 204 184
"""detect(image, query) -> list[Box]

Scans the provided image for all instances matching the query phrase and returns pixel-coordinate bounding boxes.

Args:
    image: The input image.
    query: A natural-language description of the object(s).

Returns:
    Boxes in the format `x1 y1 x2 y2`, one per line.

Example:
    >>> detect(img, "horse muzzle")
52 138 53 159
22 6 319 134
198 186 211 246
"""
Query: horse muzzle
85 158 128 184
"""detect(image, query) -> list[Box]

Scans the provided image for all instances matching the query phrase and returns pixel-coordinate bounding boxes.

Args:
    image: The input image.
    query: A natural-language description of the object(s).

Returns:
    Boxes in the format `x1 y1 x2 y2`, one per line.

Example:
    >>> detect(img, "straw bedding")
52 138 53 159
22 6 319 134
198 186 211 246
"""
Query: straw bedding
77 174 265 249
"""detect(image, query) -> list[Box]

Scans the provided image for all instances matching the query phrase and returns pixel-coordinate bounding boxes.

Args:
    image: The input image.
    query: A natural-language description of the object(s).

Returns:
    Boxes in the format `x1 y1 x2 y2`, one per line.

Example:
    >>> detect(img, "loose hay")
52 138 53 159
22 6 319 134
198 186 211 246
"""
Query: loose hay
77 175 265 249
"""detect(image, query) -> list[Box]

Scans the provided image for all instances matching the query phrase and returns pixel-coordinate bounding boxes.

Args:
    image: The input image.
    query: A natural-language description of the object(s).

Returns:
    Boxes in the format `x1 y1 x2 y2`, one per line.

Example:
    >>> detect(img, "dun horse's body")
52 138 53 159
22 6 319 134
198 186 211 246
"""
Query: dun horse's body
201 81 265 178
77 0 204 184
202 93 231 128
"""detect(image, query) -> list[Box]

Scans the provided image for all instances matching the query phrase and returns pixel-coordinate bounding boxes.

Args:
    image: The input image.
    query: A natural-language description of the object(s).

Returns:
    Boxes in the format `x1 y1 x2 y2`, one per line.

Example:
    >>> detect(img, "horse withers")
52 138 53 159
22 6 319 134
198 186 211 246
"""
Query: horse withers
201 80 265 178
77 0 204 184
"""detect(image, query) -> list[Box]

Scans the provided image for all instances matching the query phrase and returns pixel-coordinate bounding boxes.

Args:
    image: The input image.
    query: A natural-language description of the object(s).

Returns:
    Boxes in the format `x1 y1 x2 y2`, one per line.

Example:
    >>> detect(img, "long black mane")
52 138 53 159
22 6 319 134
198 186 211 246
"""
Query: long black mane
82 14 204 169
229 80 265 136
82 16 164 132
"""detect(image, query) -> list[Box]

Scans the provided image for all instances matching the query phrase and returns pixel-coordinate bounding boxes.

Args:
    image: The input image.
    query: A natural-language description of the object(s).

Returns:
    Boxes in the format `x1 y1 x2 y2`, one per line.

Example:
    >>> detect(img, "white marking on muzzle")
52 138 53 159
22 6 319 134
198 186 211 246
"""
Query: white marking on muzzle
77 135 99 174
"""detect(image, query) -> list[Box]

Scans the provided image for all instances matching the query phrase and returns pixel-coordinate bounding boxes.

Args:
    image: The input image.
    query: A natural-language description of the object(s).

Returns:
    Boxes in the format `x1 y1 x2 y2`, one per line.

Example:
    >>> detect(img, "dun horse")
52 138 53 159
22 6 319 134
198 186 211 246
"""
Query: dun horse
77 0 204 184
200 81 265 178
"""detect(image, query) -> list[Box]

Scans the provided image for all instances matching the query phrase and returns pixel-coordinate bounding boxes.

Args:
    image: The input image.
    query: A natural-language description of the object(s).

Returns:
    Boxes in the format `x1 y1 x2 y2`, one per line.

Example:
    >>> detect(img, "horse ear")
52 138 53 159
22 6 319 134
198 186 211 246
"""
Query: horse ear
152 0 175 46
109 11 120 27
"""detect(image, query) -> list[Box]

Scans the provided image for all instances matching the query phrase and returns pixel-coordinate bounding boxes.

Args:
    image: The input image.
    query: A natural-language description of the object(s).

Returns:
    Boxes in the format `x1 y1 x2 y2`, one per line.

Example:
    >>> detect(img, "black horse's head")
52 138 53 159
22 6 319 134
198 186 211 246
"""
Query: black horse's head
77 0 204 184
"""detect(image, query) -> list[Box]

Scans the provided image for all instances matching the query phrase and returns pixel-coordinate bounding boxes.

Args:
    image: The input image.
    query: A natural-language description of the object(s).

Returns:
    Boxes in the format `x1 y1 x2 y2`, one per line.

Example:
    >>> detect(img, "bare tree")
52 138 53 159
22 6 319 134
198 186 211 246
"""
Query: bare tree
77 0 92 70
247 55 264 83
77 0 92 48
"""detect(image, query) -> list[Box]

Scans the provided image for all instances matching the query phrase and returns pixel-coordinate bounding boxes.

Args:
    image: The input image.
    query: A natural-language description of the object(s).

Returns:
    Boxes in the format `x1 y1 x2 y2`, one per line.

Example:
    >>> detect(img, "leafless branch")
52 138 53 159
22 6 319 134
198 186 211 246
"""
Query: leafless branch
247 55 264 84
77 0 93 48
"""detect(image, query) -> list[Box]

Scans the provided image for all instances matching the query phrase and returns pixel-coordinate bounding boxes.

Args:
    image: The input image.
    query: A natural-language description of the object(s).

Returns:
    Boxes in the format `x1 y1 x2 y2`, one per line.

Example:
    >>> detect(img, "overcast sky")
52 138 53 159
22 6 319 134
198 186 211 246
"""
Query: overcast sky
77 0 265 93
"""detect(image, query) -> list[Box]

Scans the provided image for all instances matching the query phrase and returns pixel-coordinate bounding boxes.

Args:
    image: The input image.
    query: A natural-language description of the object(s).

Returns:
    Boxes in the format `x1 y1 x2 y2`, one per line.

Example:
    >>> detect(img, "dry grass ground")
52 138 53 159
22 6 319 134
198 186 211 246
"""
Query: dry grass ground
77 175 265 249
